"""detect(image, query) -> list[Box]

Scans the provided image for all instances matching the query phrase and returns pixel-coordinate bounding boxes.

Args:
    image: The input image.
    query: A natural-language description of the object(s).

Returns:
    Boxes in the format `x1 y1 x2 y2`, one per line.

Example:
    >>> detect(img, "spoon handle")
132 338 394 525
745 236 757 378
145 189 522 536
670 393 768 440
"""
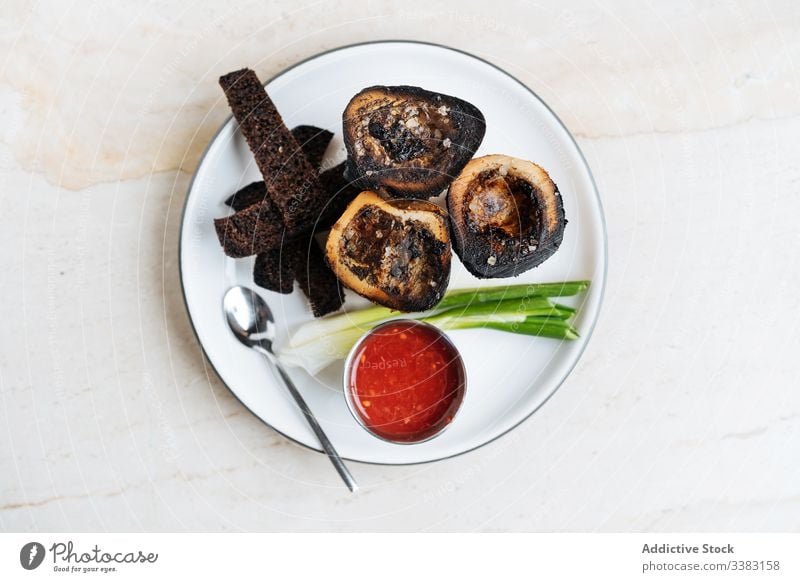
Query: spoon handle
256 344 358 493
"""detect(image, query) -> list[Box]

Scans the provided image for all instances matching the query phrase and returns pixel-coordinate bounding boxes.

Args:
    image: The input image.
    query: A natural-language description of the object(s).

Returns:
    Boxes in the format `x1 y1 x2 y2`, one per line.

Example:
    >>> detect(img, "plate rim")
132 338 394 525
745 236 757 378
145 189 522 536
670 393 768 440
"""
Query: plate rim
178 39 608 466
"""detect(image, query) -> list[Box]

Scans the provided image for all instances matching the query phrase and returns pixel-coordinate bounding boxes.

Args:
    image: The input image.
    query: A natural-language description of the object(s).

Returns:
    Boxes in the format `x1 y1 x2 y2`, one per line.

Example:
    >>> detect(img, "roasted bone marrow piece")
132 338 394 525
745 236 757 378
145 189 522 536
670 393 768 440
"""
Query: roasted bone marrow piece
343 86 486 198
325 191 451 312
447 155 566 278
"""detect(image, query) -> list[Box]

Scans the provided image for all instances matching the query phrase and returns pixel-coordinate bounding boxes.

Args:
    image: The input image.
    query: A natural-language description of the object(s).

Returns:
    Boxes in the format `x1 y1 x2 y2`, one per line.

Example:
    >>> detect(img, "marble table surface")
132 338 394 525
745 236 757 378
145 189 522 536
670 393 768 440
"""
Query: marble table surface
1 0 798 532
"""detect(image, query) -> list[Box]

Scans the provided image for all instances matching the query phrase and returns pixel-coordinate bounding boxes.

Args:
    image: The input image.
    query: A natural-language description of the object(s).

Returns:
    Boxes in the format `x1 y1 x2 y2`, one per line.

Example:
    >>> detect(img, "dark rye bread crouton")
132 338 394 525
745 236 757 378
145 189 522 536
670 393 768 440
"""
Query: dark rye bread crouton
254 234 343 315
225 125 333 211
253 240 301 294
293 238 344 317
317 161 361 230
290 125 333 171
253 232 344 315
224 180 268 212
219 69 327 235
214 193 285 258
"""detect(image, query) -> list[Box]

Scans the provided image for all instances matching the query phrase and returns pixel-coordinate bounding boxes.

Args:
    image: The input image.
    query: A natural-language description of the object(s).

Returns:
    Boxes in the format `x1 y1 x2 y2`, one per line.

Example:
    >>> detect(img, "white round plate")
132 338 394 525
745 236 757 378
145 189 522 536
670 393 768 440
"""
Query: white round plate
180 41 607 465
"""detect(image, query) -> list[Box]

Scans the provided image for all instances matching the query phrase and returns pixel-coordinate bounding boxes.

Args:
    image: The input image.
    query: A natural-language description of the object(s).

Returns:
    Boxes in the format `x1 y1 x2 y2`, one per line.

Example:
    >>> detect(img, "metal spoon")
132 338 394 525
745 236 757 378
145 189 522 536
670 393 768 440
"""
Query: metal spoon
223 285 358 492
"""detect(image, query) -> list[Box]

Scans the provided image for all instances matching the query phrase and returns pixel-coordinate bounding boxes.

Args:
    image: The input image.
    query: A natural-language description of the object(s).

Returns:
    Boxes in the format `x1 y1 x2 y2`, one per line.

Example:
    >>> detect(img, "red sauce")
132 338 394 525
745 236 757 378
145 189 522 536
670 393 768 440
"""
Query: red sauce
347 320 466 442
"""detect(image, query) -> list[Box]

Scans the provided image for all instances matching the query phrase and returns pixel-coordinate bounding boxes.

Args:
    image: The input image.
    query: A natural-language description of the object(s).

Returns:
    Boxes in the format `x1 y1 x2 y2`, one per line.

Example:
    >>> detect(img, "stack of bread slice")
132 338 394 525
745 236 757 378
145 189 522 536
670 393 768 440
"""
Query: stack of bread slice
213 69 359 316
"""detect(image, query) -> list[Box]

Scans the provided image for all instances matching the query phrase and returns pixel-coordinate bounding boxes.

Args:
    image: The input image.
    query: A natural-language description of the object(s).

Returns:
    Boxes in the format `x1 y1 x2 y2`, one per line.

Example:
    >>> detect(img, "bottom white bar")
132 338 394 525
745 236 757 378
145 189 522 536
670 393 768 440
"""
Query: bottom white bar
1 533 796 581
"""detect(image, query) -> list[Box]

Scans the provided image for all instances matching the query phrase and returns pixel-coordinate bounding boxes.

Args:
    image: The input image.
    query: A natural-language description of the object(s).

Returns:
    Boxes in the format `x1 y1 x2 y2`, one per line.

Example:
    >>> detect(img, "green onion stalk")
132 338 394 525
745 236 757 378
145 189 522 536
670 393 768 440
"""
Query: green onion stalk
278 280 590 374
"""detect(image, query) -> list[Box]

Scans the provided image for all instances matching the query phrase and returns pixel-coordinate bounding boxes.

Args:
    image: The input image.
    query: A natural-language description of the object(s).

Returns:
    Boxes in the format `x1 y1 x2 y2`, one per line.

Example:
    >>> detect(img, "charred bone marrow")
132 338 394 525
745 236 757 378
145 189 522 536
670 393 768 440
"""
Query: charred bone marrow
343 86 486 198
325 191 452 312
447 155 566 278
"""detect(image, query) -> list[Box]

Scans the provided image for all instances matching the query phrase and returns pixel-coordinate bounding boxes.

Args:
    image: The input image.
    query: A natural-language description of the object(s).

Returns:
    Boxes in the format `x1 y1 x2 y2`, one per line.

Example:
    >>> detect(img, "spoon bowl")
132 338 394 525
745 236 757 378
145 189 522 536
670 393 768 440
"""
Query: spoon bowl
223 285 276 346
